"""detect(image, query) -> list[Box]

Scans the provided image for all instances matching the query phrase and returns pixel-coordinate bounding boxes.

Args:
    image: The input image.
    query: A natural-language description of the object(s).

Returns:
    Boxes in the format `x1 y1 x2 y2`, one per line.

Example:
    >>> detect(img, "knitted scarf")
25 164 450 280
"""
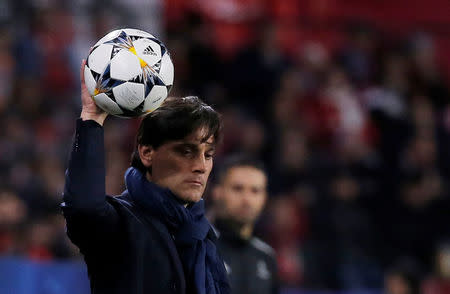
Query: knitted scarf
125 167 229 294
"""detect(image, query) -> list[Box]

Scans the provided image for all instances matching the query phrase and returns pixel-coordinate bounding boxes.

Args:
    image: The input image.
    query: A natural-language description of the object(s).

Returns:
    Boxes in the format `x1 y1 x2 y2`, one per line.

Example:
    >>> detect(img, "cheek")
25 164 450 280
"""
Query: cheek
152 156 185 183
206 160 213 175
254 196 266 210
226 195 243 211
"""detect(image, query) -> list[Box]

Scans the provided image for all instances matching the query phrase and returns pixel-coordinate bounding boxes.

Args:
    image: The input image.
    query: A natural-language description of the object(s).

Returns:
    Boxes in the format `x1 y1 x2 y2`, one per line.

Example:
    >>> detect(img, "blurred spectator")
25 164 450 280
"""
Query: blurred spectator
166 12 223 101
423 243 450 294
337 23 378 87
26 217 58 261
269 128 316 194
239 118 267 158
225 23 288 120
306 171 382 290
382 170 446 272
265 195 305 287
189 0 267 59
0 27 14 114
384 259 423 294
363 52 411 169
0 190 27 255
408 32 450 110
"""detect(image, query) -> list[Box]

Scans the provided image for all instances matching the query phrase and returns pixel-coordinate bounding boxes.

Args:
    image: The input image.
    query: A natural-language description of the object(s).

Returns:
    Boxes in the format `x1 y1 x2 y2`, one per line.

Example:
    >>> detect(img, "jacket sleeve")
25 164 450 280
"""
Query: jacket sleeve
62 119 120 249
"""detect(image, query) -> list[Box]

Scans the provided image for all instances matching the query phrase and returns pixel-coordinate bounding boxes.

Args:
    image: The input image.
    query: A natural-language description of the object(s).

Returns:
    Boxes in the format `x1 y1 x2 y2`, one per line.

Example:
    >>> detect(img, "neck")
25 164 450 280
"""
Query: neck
217 218 254 240
239 223 253 240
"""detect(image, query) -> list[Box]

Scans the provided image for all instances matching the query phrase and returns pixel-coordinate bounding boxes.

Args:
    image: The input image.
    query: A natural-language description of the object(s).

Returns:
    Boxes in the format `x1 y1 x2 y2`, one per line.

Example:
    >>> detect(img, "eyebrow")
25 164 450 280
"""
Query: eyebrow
174 142 216 150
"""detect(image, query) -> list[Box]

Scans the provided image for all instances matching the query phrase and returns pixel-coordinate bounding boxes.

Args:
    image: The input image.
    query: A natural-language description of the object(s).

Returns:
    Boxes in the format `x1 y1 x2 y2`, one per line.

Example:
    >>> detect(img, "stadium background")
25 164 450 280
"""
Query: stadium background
1 0 450 293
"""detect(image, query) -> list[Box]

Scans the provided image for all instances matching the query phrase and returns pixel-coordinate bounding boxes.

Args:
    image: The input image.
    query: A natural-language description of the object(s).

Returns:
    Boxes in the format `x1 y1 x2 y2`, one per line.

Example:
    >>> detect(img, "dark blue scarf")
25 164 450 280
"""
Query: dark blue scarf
125 167 229 294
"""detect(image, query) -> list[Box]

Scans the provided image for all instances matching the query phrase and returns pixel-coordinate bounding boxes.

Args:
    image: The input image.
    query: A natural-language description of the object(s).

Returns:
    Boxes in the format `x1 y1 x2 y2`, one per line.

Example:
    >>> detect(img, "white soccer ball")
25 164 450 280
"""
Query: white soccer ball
84 28 174 117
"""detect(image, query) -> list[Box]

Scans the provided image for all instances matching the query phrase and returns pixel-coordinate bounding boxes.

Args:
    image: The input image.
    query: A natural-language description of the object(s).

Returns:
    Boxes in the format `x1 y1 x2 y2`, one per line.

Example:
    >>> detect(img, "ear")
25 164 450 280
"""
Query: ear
138 145 154 168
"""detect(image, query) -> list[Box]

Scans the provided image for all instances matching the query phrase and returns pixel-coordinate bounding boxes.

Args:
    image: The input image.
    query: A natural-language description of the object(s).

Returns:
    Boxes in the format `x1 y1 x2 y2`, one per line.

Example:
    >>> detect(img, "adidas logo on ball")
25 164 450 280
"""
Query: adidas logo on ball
143 45 157 56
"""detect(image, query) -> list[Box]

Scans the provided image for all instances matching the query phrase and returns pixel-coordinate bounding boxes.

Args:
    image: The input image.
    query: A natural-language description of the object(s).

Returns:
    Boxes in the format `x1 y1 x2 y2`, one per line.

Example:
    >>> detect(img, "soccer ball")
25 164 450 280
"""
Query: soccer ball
84 28 174 117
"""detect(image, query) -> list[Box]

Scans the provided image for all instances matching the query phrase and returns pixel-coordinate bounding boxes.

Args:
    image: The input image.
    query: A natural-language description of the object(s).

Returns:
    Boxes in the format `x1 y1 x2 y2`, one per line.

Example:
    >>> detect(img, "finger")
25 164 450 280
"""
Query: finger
80 59 86 84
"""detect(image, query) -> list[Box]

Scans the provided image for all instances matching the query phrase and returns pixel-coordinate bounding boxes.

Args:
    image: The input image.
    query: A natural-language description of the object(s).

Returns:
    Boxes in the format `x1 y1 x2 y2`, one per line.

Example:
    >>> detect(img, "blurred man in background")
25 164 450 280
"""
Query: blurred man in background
211 155 279 294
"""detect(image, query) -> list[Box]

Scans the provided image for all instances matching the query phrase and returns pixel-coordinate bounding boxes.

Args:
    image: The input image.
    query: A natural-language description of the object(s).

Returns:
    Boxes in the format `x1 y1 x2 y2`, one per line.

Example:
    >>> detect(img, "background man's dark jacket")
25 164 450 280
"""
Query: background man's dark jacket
214 220 279 294
62 119 190 294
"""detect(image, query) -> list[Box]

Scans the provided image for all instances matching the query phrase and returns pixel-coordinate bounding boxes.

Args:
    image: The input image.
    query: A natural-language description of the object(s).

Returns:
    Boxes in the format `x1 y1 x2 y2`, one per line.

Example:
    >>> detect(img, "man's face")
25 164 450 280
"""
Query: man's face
144 128 215 203
215 166 267 225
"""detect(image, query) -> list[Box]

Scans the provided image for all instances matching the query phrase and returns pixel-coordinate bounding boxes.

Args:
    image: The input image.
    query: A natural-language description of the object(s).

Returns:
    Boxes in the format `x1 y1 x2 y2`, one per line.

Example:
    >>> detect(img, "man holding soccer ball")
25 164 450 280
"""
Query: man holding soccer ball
61 60 230 294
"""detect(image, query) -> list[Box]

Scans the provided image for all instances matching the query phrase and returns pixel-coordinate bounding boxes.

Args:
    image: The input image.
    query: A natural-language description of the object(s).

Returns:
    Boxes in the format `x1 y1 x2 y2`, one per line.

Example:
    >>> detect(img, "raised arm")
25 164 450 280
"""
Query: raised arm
62 60 118 248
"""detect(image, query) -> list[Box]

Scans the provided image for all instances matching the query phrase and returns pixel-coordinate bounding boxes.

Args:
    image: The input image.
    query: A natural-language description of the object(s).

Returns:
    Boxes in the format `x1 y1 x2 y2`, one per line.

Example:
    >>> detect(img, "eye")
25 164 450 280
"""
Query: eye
205 151 215 159
231 185 244 193
252 187 261 194
175 146 193 157
183 148 193 155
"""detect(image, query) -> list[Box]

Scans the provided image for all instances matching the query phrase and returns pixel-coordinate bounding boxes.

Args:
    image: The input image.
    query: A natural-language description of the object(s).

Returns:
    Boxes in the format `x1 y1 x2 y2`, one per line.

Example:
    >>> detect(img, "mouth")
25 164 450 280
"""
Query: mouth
185 180 203 186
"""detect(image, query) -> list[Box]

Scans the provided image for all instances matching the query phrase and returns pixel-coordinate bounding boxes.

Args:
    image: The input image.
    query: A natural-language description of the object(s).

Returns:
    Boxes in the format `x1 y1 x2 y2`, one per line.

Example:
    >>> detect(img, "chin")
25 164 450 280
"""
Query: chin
236 215 257 225
175 190 203 203
180 194 202 203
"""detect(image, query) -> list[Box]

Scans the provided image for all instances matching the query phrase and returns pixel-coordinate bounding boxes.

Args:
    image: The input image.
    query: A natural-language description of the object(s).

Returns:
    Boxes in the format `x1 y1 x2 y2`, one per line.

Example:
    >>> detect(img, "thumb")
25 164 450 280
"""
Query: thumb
80 59 86 83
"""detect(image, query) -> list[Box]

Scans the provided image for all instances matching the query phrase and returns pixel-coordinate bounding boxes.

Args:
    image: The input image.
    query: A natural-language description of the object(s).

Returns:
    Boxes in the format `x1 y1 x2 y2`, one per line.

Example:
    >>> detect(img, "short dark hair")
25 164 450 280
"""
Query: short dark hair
131 96 223 173
215 154 266 184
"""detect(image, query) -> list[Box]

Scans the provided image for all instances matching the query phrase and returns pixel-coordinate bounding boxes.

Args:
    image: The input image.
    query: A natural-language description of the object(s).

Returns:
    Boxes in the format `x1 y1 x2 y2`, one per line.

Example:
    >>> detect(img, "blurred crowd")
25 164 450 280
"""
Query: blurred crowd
1 0 450 293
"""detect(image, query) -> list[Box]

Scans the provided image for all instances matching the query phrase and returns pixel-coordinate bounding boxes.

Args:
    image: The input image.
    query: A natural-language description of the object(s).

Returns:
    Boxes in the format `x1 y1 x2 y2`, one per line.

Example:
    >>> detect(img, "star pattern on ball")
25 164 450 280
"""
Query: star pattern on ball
94 64 126 98
104 30 167 98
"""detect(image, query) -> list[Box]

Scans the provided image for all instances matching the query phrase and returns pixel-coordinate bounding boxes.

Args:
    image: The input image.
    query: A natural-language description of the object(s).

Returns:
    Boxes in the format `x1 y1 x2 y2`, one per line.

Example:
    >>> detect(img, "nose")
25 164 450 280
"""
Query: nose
241 191 253 204
192 153 207 174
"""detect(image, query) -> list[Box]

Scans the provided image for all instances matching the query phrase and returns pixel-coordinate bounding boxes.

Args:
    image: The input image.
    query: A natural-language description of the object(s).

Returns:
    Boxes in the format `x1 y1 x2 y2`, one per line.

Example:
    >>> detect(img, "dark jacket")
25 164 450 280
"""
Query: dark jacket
62 119 187 294
214 220 279 294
